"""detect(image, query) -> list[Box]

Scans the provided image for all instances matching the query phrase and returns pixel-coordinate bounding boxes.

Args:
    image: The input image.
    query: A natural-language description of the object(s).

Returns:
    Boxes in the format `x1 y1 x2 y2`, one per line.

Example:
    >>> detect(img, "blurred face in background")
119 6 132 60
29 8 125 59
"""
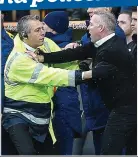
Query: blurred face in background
42 22 57 34
87 7 112 18
131 11 137 34
88 14 103 43
117 13 132 36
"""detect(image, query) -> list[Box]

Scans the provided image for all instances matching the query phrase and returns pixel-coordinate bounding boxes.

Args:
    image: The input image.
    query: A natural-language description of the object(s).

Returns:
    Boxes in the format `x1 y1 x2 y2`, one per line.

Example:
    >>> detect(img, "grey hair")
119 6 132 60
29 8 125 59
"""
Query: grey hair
94 11 116 33
17 15 40 40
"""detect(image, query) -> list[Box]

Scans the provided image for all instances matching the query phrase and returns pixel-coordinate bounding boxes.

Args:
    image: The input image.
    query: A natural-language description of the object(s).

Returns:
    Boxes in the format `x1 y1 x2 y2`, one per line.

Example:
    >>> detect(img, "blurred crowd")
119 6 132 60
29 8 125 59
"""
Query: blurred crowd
2 7 133 22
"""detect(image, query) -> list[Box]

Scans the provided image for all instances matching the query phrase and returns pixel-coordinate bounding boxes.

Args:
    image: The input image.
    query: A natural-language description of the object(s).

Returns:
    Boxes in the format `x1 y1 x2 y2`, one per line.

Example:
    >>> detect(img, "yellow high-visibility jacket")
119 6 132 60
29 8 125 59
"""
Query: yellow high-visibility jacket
4 35 77 143
5 34 76 103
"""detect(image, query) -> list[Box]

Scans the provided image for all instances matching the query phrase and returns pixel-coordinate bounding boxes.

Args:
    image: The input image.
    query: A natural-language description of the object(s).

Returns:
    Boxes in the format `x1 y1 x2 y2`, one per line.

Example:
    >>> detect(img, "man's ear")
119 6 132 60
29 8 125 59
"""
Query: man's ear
99 24 105 32
21 32 28 39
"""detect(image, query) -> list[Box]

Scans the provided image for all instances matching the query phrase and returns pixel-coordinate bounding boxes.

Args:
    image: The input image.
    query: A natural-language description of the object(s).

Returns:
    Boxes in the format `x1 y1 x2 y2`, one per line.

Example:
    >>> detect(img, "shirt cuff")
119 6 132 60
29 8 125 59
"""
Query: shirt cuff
82 72 85 80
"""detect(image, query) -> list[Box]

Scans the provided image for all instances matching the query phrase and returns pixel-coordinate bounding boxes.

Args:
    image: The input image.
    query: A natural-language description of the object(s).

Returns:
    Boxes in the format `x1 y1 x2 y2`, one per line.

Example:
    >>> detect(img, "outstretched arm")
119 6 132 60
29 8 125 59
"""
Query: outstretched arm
38 42 97 63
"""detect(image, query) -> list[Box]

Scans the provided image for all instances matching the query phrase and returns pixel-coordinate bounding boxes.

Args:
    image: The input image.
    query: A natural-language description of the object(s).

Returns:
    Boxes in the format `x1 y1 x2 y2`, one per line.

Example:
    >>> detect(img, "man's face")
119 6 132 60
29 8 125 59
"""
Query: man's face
43 22 56 34
117 14 132 36
87 14 102 43
131 12 137 34
87 7 110 18
26 20 45 48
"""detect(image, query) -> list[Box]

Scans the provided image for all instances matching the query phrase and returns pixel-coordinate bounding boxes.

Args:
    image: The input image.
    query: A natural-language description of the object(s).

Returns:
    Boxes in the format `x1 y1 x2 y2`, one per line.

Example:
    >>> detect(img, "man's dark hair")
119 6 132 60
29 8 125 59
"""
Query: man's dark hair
119 10 132 17
111 7 121 19
131 6 137 12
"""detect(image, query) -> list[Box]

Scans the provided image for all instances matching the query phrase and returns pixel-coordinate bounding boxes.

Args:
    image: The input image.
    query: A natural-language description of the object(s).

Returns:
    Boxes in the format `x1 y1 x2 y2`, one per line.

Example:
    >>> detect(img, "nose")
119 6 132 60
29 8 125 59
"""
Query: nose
87 25 90 31
131 20 134 26
40 32 45 38
40 27 45 35
41 33 45 37
118 22 121 27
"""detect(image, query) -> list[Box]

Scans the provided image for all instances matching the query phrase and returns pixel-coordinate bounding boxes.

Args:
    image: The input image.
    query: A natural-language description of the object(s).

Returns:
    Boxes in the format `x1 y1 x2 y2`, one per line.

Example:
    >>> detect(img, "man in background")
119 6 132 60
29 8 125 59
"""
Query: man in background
118 11 133 45
1 12 17 155
131 7 137 63
118 9 137 61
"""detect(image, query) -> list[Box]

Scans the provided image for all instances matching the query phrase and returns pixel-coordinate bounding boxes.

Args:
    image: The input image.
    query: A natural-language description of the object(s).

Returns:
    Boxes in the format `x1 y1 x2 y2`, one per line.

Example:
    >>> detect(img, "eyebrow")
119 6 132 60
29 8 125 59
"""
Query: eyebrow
132 18 137 20
118 20 126 22
34 26 43 31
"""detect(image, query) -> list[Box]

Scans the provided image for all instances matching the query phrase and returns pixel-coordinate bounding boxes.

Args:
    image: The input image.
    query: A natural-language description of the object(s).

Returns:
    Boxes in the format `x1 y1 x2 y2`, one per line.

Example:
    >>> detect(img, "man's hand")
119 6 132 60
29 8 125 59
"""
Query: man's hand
82 70 92 80
26 50 44 63
64 42 80 50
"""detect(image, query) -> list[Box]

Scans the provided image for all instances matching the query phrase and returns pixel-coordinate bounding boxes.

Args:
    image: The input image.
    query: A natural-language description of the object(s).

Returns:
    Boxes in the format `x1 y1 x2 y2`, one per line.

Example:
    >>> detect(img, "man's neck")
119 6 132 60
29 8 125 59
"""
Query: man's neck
100 32 114 40
94 32 115 47
132 34 137 43
126 35 133 44
23 42 36 52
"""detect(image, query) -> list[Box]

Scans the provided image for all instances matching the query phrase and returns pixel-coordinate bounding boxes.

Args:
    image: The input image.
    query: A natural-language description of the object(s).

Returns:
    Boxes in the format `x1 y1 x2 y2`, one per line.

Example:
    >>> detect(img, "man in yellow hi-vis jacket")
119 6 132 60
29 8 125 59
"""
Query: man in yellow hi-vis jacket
2 15 92 155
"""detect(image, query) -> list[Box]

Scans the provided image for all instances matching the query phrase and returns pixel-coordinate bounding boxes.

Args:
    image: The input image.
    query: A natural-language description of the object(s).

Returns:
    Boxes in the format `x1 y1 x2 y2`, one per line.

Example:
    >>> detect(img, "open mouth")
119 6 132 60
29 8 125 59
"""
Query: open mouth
39 38 44 41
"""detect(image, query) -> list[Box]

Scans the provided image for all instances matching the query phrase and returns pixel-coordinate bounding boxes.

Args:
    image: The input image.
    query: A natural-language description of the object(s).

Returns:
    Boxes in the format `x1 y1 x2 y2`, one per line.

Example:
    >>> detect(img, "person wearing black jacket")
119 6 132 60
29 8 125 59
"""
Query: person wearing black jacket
27 11 136 155
118 7 137 66
130 7 137 65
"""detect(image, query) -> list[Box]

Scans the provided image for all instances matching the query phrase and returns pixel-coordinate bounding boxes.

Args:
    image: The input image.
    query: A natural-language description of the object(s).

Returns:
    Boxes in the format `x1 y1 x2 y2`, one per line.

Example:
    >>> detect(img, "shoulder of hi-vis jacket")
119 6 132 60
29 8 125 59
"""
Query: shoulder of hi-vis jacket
43 37 61 52
6 31 14 39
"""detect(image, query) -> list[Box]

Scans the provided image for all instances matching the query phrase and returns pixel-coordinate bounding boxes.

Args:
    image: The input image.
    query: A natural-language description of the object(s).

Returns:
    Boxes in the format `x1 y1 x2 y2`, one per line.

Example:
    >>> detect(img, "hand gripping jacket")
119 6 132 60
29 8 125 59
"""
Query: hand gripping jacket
4 34 76 143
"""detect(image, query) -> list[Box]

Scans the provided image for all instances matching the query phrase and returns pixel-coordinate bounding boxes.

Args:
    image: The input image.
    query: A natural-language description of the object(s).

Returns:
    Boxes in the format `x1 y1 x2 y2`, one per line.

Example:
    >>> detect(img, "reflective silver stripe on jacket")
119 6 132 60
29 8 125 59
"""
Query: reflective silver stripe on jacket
68 70 75 87
43 41 52 67
28 63 44 83
43 41 51 53
4 52 19 86
4 107 50 125
77 85 83 111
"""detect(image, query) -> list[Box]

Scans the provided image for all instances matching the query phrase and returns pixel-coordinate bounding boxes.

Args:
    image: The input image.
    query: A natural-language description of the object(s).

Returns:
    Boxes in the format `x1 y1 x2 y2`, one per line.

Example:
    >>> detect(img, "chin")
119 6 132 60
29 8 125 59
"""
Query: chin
90 38 93 42
133 30 137 34
91 39 96 43
39 42 44 46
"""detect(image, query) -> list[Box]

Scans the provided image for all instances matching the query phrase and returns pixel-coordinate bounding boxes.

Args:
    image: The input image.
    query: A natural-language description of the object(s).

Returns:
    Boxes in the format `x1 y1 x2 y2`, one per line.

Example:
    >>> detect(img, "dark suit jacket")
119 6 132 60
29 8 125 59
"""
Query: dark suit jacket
40 35 136 110
91 36 136 110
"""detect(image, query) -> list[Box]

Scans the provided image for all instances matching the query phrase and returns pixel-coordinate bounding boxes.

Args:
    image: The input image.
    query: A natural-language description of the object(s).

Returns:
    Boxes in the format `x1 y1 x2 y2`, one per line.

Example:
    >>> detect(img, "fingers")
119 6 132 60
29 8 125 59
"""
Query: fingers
25 51 39 62
64 42 80 50
25 51 44 63
73 43 80 48
26 51 37 58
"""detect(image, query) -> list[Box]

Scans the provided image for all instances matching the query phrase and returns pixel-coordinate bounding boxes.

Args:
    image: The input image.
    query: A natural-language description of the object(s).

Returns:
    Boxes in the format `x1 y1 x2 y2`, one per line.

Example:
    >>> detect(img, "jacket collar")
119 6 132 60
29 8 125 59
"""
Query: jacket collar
94 33 115 48
23 42 36 52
